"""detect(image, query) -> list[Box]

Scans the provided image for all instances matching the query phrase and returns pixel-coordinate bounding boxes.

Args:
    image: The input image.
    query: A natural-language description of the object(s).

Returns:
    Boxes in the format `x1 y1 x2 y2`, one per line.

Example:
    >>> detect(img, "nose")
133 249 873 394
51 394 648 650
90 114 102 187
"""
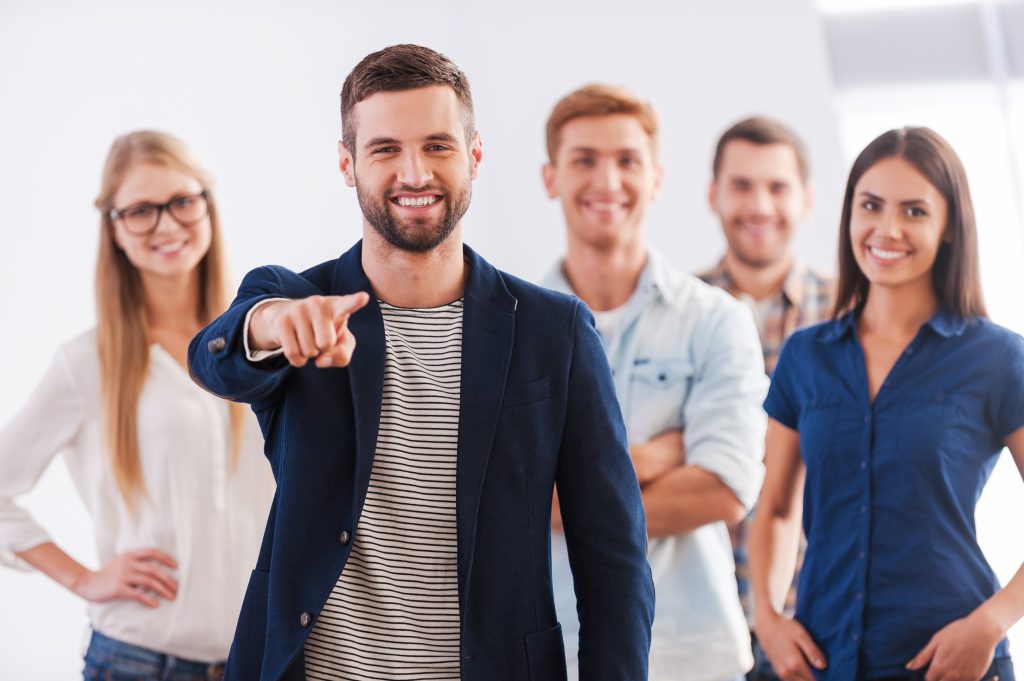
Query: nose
875 208 902 238
397 150 432 188
153 206 180 234
594 159 623 192
748 186 773 218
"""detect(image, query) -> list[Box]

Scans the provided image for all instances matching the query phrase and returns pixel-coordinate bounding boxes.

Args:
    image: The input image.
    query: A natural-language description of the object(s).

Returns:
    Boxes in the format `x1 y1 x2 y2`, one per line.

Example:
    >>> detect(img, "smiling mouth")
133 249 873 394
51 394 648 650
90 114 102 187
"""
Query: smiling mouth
582 199 628 213
153 240 188 254
868 245 911 262
391 195 442 208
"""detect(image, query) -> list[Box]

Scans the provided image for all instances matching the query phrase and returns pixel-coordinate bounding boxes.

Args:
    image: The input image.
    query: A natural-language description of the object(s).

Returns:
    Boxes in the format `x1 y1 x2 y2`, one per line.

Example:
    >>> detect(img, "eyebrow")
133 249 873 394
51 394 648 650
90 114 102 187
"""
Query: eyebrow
568 146 643 155
857 191 933 207
363 133 460 150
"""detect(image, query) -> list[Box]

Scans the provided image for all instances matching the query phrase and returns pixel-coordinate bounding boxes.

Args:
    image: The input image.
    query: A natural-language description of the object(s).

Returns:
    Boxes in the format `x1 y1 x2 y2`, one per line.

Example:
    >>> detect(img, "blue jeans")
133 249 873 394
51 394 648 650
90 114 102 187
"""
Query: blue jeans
82 630 225 681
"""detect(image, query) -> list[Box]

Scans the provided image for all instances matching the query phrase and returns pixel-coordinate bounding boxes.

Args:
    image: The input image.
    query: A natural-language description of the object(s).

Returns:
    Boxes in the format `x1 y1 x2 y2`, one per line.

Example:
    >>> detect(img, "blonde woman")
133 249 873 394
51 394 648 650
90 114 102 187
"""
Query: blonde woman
0 131 274 680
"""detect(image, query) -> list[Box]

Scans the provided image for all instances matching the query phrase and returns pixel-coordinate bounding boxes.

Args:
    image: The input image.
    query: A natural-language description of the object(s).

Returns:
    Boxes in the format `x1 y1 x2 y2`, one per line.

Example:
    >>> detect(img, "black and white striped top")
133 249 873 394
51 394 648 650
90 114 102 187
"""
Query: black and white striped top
304 300 464 681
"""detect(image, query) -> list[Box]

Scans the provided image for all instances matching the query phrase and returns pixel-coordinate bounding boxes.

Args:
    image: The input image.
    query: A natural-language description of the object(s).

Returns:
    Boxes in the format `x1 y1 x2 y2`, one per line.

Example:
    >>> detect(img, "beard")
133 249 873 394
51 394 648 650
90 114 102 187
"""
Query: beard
357 178 472 253
725 220 790 269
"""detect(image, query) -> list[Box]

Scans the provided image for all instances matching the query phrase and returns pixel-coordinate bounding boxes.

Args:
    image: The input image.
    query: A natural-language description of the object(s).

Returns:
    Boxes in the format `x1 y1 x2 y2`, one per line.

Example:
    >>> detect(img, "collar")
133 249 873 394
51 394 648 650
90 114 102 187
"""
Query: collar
332 239 517 313
818 304 968 343
546 249 671 307
705 255 807 307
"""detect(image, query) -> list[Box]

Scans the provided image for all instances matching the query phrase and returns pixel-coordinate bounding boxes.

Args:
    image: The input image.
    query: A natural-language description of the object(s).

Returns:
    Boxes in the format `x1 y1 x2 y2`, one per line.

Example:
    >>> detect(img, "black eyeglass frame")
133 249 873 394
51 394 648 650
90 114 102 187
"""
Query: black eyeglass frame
107 190 211 235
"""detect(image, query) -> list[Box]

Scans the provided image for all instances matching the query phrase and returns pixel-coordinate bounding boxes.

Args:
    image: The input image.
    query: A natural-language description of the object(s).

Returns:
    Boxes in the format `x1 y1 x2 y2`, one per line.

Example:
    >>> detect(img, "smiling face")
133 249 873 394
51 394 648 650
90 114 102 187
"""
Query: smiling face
709 140 810 268
849 156 948 294
543 114 662 253
110 162 212 281
339 85 481 253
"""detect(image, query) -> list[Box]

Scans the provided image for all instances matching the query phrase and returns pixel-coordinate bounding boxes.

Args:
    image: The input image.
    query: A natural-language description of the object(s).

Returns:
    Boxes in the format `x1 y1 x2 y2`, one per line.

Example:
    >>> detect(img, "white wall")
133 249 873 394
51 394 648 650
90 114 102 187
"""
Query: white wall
0 0 844 675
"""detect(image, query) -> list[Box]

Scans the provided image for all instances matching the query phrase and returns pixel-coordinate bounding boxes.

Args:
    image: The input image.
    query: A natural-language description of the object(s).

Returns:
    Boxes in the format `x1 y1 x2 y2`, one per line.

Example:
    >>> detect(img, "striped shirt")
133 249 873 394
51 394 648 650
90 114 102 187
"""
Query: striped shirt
304 300 464 681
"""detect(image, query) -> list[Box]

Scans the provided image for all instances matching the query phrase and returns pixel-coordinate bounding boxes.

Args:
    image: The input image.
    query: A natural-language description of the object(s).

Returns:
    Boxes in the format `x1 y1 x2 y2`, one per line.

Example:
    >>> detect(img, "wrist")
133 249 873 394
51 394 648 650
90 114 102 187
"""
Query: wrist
66 565 94 598
754 603 783 631
249 301 284 351
971 601 1010 646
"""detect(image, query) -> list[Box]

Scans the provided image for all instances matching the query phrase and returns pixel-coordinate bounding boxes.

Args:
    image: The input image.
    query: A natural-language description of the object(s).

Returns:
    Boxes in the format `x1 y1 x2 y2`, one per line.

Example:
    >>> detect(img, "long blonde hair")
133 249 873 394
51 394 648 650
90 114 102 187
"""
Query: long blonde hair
93 130 244 509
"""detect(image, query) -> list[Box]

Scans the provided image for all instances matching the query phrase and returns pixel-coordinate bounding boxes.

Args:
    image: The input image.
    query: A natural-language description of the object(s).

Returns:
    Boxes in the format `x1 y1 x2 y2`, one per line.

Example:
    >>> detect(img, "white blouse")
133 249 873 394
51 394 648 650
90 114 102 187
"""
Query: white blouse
0 329 275 663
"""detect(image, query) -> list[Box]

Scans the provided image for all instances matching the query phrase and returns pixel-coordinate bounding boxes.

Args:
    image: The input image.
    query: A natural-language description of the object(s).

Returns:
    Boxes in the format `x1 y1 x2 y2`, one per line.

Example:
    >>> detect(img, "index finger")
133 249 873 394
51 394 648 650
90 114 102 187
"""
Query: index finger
327 292 370 321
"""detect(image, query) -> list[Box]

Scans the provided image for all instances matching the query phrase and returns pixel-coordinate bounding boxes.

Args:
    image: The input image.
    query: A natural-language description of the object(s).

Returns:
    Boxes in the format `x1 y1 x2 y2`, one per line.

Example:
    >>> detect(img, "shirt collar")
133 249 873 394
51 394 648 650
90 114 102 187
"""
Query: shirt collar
706 255 806 307
924 306 969 338
548 249 668 306
817 304 968 343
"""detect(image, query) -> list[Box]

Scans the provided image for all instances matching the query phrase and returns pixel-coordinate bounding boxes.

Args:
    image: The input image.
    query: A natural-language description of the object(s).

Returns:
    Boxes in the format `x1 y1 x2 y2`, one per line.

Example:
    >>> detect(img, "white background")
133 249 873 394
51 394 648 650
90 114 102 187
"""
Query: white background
0 0 1020 677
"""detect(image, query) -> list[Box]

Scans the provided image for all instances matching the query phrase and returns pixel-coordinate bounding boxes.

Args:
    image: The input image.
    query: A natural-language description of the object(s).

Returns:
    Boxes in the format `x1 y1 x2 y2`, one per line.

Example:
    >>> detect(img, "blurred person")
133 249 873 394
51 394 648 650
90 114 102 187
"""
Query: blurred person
542 83 768 681
699 116 834 681
0 130 275 680
751 127 1024 681
188 45 654 681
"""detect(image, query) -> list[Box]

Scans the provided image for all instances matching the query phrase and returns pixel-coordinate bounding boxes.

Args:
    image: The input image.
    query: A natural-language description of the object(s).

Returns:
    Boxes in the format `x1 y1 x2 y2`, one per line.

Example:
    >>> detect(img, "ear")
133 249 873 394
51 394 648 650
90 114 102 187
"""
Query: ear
338 140 356 187
802 182 815 221
469 131 483 180
707 179 719 212
101 213 128 252
542 163 559 199
651 164 664 201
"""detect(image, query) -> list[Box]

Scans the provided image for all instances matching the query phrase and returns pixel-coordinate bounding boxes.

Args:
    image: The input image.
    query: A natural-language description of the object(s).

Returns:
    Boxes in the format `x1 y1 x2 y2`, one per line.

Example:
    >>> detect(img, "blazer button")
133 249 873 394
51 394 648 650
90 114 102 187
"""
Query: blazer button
299 612 312 628
207 337 227 353
339 530 351 546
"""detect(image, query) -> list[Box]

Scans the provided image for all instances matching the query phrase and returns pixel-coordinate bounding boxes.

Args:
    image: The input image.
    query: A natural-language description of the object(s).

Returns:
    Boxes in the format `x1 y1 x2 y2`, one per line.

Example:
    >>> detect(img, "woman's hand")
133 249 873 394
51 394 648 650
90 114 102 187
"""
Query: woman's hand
754 609 827 681
905 610 1002 681
71 549 178 608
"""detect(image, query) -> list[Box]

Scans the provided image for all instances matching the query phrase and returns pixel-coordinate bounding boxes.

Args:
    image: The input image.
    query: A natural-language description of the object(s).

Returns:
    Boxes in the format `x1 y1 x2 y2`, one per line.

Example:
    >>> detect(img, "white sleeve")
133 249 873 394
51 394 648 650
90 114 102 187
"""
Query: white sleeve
243 298 289 362
683 303 769 511
0 348 86 570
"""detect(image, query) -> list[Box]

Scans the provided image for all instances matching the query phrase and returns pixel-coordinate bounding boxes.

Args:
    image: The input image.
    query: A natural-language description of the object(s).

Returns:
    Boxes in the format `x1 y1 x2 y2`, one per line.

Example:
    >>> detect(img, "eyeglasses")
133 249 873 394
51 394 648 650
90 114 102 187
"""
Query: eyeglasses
108 190 211 235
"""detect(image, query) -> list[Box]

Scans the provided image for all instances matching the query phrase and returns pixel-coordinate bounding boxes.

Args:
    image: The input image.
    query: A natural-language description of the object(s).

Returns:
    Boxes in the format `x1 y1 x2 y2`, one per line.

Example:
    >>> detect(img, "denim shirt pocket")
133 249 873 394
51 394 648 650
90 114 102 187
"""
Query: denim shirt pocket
628 358 695 437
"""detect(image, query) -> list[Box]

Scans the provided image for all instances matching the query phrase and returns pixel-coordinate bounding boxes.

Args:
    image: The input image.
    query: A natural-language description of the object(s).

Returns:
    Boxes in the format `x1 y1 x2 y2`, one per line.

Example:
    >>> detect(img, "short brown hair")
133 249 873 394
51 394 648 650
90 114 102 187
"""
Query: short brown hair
340 44 475 155
545 84 659 163
833 127 985 319
712 116 809 183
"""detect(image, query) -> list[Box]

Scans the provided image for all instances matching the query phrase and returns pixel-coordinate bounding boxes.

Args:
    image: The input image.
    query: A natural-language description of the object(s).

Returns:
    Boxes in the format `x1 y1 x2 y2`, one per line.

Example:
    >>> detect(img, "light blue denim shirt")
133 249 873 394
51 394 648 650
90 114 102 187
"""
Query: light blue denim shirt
544 250 768 681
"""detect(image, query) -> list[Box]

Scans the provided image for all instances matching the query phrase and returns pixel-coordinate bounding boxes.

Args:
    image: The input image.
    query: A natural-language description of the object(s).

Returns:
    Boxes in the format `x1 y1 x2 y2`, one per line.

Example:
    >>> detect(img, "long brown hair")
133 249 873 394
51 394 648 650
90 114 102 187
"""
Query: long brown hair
833 126 986 319
93 130 244 509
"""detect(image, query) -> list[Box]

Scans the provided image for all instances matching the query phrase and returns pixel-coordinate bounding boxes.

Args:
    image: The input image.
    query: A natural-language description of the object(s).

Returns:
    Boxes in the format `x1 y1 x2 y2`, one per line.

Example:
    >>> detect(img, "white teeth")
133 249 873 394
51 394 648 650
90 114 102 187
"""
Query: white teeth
587 202 621 211
154 241 186 254
870 246 907 261
396 195 439 207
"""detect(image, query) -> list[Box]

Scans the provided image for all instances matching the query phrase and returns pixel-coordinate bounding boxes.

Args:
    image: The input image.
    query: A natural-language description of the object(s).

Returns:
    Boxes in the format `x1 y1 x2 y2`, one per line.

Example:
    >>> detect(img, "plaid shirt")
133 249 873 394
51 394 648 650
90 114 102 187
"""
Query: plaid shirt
699 257 834 625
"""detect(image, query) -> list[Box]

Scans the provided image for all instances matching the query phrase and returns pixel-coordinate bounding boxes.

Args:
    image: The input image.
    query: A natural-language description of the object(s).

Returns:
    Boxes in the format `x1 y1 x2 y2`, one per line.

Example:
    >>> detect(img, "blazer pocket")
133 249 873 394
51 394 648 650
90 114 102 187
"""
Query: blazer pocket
502 376 551 409
524 622 568 681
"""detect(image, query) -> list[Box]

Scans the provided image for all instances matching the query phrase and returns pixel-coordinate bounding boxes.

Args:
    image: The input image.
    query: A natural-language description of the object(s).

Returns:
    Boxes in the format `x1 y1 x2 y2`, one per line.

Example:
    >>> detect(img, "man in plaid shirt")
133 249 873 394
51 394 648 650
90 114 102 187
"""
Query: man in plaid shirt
699 117 834 681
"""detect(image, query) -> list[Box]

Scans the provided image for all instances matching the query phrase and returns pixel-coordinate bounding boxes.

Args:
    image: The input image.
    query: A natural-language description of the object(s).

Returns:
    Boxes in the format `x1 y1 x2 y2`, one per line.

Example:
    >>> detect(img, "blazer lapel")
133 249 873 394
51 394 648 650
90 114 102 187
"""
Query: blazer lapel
333 242 385 523
456 246 517 613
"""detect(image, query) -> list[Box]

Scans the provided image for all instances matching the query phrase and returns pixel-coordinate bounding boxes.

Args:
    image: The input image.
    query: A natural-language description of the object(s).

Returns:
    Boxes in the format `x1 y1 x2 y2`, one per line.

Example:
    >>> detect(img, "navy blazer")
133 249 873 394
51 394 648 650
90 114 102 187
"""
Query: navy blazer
188 242 654 681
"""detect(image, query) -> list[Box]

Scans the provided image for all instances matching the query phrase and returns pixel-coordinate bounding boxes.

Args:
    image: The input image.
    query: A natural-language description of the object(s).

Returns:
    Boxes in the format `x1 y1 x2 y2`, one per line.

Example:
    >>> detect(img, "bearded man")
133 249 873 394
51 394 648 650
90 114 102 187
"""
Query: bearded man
188 44 654 681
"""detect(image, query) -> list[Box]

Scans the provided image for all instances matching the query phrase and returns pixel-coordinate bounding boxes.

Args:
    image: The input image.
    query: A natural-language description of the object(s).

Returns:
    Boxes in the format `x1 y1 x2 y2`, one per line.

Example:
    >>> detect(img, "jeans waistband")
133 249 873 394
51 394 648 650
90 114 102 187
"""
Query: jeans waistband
86 630 225 681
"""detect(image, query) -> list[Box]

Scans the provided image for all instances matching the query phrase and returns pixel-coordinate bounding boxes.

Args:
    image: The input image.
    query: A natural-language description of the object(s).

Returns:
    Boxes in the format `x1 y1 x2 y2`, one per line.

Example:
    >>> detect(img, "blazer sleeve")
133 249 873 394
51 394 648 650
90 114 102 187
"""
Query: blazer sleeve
556 301 655 681
188 265 324 410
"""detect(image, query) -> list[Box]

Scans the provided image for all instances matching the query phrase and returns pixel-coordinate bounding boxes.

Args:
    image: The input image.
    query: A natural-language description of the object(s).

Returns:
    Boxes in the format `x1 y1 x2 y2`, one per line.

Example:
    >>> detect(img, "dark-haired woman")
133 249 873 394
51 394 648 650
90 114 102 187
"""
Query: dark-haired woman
750 127 1024 681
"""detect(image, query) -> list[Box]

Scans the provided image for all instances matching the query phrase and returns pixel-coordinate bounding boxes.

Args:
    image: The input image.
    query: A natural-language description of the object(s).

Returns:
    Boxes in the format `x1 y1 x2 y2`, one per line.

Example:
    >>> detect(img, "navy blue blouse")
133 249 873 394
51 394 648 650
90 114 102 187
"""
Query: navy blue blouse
765 308 1024 680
